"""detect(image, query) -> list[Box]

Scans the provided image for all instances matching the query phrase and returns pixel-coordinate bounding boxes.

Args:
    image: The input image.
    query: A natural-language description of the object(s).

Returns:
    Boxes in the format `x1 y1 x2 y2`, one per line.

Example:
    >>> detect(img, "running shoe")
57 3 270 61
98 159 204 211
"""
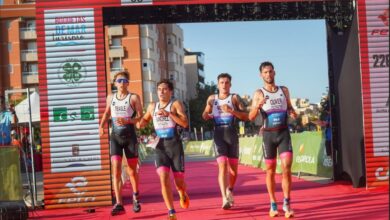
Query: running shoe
269 202 278 217
167 213 177 220
132 198 141 213
226 188 234 206
222 198 232 210
179 191 190 209
111 203 125 216
283 201 294 218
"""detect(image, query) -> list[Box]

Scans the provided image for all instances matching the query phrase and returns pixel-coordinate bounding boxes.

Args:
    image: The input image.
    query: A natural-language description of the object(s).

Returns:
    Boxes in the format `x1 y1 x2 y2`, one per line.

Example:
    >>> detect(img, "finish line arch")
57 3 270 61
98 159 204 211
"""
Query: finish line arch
35 0 388 208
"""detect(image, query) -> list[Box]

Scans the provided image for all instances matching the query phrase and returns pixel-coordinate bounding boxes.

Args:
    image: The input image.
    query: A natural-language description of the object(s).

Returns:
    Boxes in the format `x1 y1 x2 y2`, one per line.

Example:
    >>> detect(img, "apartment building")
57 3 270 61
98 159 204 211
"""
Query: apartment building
166 24 187 103
0 0 37 97
184 48 205 100
1 1 187 106
104 23 187 106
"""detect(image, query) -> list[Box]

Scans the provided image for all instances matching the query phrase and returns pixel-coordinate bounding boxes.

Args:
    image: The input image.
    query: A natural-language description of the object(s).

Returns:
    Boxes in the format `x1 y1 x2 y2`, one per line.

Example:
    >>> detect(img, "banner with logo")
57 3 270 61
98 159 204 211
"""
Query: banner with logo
37 4 111 208
185 131 333 178
357 0 389 188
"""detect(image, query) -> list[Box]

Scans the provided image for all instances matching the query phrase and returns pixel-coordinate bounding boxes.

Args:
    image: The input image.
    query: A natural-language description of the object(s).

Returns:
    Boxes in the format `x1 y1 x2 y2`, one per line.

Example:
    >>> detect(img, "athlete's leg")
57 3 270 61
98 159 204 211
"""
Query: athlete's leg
278 130 294 218
265 158 277 202
227 158 238 190
126 158 139 196
173 172 189 209
112 155 123 205
217 156 229 198
157 167 175 211
280 152 293 199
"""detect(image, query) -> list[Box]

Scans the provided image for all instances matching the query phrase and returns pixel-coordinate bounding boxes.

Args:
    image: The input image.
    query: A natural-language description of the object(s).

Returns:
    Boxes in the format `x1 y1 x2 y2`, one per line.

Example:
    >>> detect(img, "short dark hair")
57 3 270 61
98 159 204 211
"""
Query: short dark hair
157 79 174 91
113 70 130 82
217 73 232 82
259 61 274 72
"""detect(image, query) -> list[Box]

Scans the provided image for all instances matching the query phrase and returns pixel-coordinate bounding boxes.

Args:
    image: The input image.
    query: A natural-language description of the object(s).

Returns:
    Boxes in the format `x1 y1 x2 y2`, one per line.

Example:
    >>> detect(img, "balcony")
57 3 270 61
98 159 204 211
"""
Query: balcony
198 69 205 78
22 72 38 84
143 69 154 81
107 25 123 36
109 46 124 58
20 28 37 40
21 50 38 62
141 48 154 59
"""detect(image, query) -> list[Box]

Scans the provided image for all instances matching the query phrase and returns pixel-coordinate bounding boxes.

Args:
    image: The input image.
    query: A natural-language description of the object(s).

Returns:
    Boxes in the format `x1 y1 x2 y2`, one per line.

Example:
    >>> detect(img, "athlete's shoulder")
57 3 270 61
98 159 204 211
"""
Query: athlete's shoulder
280 86 289 91
253 89 264 97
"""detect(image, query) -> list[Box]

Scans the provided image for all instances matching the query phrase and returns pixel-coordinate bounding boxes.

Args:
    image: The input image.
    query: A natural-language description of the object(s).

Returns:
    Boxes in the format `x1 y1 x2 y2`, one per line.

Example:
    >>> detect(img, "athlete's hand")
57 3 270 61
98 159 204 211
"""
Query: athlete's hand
99 127 104 136
157 109 169 117
257 96 268 110
289 110 298 119
221 104 234 113
202 112 213 120
115 117 133 126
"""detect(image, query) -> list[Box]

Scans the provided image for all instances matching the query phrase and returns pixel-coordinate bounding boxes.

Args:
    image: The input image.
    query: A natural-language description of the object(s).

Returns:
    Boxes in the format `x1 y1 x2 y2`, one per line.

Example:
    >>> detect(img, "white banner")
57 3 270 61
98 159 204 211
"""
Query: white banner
44 8 102 173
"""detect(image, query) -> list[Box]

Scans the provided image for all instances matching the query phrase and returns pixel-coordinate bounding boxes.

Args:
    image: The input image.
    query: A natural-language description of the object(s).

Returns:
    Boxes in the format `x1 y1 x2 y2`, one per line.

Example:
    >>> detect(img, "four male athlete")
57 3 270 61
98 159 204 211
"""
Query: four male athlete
102 62 297 218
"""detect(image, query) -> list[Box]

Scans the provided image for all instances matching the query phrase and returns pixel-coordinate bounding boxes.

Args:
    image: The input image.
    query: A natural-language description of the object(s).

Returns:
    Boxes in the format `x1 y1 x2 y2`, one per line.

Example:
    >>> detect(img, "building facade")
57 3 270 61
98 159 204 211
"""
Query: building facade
184 48 205 100
1 1 187 106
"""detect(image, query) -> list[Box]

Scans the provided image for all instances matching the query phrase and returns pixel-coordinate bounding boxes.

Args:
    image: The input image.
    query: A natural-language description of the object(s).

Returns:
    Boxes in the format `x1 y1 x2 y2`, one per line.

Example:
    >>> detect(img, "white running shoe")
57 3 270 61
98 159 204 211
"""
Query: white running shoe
226 188 234 206
283 203 294 218
222 198 232 210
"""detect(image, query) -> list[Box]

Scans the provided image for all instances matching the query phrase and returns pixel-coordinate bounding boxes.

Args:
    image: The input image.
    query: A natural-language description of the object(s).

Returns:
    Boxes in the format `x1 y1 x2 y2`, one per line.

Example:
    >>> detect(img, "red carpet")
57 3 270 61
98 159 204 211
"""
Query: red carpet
30 159 389 220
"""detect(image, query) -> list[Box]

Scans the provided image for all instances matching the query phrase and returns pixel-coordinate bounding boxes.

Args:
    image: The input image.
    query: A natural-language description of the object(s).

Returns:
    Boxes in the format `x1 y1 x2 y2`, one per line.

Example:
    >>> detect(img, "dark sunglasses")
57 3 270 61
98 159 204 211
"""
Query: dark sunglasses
116 78 129 83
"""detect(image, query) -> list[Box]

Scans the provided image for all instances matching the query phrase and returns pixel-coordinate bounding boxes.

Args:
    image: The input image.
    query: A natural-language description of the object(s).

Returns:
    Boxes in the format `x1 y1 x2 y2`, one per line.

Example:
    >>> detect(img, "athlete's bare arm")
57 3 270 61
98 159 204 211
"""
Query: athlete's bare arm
202 95 214 120
170 101 189 128
282 87 298 119
99 94 113 136
223 94 248 121
249 89 266 121
130 94 143 123
137 103 154 129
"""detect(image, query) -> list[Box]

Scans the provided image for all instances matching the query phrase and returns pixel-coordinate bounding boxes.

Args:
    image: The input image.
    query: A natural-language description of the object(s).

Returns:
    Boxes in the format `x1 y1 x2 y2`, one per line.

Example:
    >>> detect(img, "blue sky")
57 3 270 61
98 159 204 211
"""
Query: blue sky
180 20 329 104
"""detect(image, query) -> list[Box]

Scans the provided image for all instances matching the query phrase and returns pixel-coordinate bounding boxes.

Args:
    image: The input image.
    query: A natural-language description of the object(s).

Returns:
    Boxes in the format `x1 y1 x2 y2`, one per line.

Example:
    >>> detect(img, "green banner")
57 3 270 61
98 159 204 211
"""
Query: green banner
0 147 23 200
185 131 332 178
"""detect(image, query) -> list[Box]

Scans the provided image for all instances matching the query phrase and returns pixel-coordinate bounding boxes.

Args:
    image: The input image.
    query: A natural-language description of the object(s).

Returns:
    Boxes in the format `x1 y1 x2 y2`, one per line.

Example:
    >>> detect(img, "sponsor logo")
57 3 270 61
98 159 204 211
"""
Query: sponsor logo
371 8 389 36
295 155 315 164
375 167 389 181
53 107 68 122
378 8 389 26
58 176 96 204
58 58 87 87
53 106 95 122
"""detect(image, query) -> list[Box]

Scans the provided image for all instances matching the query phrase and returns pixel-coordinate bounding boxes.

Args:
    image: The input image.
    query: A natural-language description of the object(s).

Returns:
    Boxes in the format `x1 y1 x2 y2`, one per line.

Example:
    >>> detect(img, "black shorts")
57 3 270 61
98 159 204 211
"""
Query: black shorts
155 136 185 173
262 128 292 160
213 126 239 159
110 133 139 159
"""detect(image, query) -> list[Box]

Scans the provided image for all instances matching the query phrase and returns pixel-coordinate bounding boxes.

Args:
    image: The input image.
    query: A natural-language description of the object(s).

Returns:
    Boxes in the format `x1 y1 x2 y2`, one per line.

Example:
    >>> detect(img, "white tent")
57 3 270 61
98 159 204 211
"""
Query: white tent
15 92 40 123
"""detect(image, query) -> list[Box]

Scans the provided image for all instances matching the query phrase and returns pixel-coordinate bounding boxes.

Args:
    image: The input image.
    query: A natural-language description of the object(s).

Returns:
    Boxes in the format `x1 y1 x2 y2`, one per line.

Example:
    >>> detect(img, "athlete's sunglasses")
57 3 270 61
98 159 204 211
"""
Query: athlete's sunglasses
116 78 129 84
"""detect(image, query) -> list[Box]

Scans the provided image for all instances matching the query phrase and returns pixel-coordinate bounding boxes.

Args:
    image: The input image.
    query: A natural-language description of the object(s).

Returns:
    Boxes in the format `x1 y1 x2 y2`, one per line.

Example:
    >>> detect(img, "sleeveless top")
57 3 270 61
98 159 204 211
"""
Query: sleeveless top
152 100 177 138
211 94 235 126
260 86 288 131
111 92 135 135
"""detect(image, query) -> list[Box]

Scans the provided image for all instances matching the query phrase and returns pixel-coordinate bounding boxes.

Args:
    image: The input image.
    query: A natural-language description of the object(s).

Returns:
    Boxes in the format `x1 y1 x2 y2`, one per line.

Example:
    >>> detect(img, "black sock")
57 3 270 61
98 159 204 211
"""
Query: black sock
133 192 139 200
168 209 176 215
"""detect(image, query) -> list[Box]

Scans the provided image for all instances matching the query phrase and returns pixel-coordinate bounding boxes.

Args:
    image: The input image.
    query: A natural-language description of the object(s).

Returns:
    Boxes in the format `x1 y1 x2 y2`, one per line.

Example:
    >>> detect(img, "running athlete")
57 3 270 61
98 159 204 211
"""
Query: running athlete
138 79 190 220
249 61 297 218
99 71 143 216
202 73 248 209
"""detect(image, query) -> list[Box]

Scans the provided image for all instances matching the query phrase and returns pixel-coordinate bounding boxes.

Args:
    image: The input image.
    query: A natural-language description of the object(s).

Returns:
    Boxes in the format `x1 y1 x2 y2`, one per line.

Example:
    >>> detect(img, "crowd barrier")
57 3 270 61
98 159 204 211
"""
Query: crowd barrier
185 131 333 178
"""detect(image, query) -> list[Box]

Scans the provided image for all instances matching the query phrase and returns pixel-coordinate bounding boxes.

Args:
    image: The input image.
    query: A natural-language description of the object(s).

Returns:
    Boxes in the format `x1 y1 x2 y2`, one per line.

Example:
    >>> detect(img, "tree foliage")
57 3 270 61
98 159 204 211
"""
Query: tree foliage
187 82 217 132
